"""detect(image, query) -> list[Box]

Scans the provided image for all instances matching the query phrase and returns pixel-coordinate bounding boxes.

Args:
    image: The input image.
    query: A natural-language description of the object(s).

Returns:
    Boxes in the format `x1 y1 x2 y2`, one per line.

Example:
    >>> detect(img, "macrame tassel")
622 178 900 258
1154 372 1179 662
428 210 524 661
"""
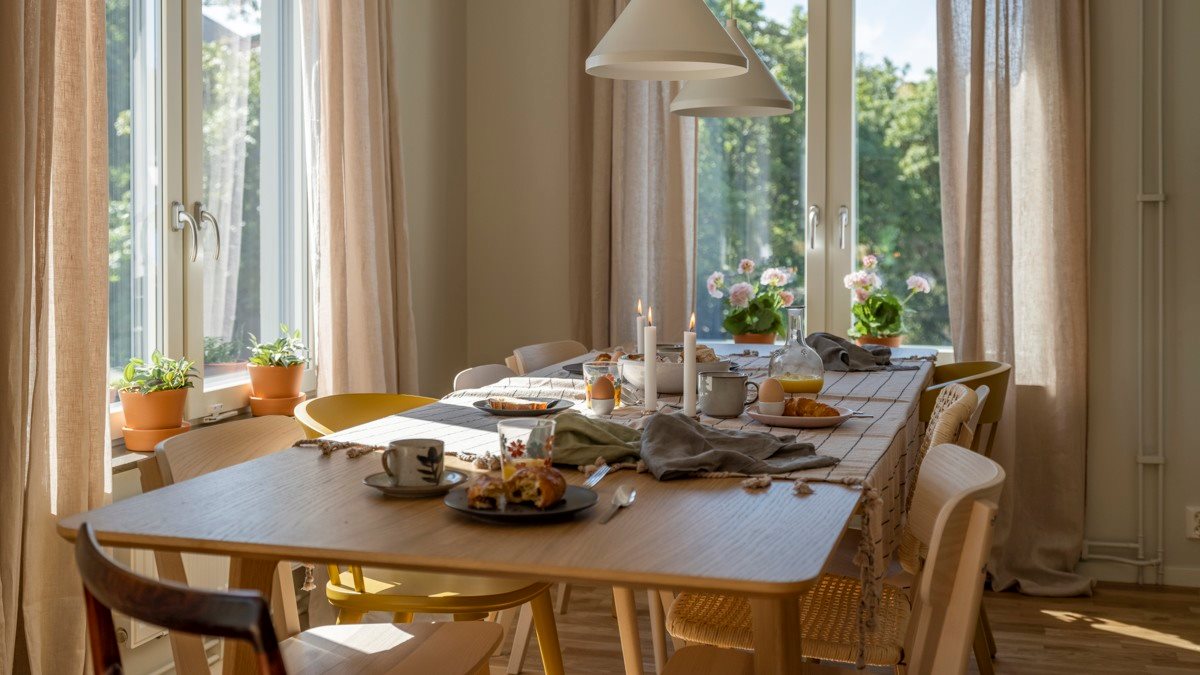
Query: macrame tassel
301 563 316 592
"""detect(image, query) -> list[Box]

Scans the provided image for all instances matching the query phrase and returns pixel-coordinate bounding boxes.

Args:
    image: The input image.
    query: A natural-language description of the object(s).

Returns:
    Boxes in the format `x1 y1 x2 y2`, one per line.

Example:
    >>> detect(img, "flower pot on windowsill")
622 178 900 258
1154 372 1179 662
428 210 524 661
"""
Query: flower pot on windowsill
247 364 305 416
733 332 777 345
856 335 902 348
118 388 191 451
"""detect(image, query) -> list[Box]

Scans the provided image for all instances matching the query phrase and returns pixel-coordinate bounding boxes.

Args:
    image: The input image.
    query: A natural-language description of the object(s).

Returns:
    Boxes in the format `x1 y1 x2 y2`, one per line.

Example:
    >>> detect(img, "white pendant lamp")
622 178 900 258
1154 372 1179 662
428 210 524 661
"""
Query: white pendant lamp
670 19 794 117
586 0 748 81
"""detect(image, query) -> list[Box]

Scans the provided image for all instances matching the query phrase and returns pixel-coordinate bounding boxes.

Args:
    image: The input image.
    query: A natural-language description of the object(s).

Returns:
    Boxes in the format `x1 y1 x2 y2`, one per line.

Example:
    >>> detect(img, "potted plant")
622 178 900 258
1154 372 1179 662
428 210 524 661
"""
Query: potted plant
706 259 798 344
844 254 933 347
113 351 197 451
246 325 308 416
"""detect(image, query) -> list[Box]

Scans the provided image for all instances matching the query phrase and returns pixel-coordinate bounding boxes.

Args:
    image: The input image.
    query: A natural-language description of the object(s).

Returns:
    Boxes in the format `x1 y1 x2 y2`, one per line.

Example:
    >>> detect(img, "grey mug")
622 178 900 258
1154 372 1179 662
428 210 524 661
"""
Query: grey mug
698 372 759 418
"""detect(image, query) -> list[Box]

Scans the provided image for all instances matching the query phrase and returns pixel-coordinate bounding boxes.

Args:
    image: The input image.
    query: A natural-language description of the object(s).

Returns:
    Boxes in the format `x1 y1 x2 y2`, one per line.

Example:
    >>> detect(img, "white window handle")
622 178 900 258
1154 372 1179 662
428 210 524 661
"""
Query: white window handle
171 201 200 262
807 204 821 250
838 206 849 250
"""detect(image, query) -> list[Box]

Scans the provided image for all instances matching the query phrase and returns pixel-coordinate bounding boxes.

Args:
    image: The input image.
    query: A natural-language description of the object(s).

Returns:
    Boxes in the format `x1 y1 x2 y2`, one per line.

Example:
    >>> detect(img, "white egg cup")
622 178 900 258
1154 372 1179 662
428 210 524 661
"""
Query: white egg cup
757 400 786 416
590 398 615 415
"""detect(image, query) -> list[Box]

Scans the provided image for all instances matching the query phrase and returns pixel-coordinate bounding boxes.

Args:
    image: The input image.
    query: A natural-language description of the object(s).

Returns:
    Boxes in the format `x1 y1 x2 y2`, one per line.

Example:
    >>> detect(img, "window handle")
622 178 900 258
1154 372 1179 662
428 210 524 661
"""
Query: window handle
838 206 849 250
195 202 220 261
171 201 200 262
807 204 821 250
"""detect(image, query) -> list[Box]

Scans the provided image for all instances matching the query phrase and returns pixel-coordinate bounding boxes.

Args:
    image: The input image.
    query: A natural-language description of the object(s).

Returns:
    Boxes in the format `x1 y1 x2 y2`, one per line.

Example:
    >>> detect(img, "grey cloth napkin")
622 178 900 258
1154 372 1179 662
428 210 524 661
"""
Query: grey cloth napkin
805 332 892 372
640 412 839 480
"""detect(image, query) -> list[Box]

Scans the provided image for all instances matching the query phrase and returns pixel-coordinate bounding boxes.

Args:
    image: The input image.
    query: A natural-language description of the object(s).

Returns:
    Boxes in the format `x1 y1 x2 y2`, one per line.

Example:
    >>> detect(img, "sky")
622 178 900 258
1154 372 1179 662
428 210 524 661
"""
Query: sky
758 0 938 75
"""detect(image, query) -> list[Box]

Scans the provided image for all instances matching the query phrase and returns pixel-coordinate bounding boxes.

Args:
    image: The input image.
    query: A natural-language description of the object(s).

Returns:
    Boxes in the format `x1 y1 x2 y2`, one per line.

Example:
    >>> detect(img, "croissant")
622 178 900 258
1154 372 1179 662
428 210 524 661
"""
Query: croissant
785 397 841 418
506 465 567 509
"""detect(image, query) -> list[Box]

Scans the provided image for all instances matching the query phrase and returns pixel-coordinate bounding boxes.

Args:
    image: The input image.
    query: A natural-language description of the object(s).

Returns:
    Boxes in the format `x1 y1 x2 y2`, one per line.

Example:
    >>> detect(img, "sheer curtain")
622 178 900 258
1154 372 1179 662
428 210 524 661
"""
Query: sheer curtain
0 0 111 672
937 0 1093 595
299 0 419 394
568 0 698 348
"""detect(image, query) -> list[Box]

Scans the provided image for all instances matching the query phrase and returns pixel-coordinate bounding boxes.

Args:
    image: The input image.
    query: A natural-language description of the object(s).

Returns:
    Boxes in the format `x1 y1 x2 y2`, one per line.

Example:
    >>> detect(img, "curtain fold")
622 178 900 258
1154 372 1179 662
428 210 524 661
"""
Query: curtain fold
568 0 697 348
938 0 1093 595
304 0 419 394
0 0 111 672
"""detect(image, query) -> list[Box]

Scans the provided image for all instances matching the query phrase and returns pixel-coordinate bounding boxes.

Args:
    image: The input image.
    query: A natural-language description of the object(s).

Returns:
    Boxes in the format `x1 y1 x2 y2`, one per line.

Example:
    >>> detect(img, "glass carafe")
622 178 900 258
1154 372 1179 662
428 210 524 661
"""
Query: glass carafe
768 308 825 393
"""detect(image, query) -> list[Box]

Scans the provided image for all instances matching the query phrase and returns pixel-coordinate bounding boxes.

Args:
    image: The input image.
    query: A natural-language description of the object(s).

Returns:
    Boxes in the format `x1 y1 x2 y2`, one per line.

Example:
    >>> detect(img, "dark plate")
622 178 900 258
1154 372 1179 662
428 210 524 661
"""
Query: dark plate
444 485 599 523
472 398 573 417
562 362 585 375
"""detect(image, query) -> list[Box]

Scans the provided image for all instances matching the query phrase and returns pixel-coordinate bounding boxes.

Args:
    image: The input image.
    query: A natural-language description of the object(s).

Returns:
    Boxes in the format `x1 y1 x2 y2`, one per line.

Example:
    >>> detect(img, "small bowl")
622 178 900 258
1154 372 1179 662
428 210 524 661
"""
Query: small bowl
757 401 786 416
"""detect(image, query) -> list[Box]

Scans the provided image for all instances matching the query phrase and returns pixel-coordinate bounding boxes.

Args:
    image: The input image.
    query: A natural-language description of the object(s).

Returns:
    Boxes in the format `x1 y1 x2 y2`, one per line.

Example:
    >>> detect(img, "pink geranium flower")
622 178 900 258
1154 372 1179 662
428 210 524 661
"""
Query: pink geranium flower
779 290 795 306
706 271 725 299
737 258 756 275
728 282 754 308
759 267 791 287
862 254 879 269
906 275 932 294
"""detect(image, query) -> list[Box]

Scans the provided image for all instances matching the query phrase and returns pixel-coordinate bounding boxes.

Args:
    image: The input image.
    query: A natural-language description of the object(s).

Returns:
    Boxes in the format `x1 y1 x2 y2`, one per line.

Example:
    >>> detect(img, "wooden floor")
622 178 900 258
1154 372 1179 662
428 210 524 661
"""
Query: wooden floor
486 582 1200 674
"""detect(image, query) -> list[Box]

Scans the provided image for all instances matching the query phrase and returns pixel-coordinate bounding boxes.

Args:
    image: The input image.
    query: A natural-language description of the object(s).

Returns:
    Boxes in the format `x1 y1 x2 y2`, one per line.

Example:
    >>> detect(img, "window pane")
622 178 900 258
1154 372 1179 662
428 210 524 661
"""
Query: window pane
854 0 948 345
107 0 162 393
695 0 807 341
201 0 306 383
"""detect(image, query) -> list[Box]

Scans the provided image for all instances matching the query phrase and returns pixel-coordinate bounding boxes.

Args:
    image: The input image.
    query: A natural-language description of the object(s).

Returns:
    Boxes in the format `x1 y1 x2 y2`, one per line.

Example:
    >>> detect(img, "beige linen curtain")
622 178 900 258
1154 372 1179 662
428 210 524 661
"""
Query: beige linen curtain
938 0 1092 595
569 0 698 348
303 0 419 394
0 0 111 672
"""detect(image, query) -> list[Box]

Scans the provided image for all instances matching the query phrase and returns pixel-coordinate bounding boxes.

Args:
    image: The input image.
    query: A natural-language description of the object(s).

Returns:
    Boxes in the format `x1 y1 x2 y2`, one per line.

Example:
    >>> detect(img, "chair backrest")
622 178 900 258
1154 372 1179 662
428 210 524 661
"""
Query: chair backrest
511 340 588 375
75 523 286 675
907 383 976 509
293 393 437 438
453 364 517 390
902 444 1004 675
919 361 1011 425
152 415 305 485
955 384 990 448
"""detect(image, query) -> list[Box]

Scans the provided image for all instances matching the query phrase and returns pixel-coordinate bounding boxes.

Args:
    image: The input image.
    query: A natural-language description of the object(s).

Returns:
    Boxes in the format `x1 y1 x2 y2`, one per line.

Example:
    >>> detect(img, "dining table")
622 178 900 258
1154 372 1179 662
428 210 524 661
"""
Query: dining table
59 343 934 675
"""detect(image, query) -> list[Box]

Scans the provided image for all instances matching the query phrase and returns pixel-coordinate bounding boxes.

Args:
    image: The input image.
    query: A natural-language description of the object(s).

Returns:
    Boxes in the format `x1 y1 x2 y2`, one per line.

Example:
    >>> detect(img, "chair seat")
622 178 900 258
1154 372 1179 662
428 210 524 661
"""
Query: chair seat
666 575 911 667
327 568 551 613
823 532 915 591
280 622 502 674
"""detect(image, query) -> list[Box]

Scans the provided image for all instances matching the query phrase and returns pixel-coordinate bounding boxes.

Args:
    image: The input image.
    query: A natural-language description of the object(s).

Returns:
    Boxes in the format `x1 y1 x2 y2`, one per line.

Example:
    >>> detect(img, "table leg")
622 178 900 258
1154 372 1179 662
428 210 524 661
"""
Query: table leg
612 586 645 675
223 556 279 675
647 590 668 674
750 596 804 675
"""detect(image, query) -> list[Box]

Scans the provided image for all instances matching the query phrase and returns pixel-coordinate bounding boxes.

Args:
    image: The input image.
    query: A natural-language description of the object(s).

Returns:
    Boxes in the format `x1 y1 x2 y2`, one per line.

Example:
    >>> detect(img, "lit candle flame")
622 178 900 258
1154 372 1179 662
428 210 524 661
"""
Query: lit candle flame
647 306 653 326
688 312 696 331
637 298 643 315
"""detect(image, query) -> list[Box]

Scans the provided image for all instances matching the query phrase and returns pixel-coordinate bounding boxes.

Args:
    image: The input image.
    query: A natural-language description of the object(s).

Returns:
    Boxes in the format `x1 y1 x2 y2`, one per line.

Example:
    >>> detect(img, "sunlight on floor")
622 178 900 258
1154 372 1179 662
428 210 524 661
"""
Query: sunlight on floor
1042 610 1200 654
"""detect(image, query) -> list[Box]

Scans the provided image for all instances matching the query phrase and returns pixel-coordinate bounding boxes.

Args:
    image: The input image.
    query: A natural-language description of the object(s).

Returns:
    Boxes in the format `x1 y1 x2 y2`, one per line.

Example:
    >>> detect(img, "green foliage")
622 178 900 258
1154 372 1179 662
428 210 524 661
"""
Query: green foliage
849 292 904 338
248 325 307 368
112 351 198 394
722 291 788 337
203 335 243 364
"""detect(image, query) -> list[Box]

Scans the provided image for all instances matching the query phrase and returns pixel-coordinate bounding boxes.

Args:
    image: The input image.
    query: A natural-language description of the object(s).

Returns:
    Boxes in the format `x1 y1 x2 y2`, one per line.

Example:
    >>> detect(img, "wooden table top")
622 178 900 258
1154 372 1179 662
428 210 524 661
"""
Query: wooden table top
59 444 860 596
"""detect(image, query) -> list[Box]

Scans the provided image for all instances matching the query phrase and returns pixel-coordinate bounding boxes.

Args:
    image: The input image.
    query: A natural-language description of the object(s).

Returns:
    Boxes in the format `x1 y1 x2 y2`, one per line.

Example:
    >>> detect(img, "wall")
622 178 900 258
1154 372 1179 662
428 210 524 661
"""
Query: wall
1083 0 1200 586
393 0 469 396
465 0 572 366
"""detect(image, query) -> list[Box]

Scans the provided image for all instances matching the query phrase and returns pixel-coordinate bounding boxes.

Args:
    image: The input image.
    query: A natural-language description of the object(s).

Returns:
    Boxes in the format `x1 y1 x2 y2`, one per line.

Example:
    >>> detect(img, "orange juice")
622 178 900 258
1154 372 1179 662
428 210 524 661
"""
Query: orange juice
501 457 551 480
778 376 824 394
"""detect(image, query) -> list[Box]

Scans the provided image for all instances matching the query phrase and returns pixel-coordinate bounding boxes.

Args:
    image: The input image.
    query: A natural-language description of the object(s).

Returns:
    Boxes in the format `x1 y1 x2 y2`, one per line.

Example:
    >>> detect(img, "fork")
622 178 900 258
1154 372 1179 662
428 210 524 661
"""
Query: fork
582 464 611 489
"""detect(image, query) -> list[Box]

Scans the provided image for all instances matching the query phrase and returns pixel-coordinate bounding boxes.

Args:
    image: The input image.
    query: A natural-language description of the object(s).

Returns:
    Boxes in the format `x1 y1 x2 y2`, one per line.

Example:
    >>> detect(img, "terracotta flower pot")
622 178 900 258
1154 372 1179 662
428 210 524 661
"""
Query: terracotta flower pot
248 364 304 399
733 332 777 345
119 388 188 430
249 393 306 417
856 335 902 348
122 421 191 452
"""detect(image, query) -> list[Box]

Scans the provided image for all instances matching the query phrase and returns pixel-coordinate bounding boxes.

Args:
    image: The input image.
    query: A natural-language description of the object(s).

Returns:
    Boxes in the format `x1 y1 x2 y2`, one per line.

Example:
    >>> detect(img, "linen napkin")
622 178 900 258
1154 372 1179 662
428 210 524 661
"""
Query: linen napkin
805 332 891 372
549 411 642 466
640 412 839 480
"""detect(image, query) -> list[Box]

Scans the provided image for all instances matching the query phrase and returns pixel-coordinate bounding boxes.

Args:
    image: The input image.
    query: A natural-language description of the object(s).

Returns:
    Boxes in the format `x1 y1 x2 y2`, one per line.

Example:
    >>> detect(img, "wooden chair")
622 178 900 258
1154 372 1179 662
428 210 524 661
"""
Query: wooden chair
293 392 438 439
140 415 307 672
75 523 502 675
919 361 1011 457
296 393 564 675
511 340 588 375
664 443 1004 674
454 364 518 390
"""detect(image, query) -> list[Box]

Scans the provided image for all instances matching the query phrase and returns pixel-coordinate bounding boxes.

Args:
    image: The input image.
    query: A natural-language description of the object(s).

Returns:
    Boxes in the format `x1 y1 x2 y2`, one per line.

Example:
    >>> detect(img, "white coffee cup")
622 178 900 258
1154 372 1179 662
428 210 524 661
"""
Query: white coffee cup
699 372 759 418
382 438 444 487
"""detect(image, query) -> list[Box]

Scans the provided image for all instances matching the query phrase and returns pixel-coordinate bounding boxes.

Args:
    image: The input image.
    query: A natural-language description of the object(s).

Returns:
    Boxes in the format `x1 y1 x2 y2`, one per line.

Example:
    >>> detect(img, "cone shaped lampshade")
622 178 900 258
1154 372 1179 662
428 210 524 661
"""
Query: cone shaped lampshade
586 0 748 81
670 20 794 117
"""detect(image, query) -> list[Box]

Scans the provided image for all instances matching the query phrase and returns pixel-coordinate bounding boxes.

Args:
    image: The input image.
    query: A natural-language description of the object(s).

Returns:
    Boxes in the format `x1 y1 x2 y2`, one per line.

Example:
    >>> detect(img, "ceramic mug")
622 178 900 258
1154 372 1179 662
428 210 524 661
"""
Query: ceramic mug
382 438 444 487
699 372 759 418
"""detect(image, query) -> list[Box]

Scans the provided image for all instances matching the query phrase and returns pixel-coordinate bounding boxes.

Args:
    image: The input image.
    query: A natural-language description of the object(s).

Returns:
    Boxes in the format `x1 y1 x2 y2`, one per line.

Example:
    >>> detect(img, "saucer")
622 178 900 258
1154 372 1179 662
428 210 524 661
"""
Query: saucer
363 470 468 498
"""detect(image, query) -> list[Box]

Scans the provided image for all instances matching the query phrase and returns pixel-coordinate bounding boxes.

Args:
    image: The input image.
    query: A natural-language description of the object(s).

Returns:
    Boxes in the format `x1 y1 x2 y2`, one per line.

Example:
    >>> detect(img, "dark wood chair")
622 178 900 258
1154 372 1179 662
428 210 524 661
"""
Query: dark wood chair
74 523 503 675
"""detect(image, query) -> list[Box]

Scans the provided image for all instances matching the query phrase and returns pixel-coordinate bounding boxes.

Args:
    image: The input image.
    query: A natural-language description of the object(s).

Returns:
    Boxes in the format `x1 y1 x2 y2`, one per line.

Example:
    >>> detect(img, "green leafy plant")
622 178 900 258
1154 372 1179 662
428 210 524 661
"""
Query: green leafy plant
845 254 933 338
248 324 307 368
203 335 242 364
112 351 198 394
707 259 797 337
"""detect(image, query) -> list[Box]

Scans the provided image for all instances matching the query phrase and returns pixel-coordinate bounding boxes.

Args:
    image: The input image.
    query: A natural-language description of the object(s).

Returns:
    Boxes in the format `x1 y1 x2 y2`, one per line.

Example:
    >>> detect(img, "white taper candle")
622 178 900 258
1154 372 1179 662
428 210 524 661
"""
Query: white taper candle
683 313 697 416
643 307 657 413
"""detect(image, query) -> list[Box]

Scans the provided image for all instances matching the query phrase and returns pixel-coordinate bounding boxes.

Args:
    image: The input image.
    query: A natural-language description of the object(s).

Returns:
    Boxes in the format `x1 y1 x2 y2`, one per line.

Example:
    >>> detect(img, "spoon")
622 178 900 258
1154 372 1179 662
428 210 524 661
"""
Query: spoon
598 485 637 524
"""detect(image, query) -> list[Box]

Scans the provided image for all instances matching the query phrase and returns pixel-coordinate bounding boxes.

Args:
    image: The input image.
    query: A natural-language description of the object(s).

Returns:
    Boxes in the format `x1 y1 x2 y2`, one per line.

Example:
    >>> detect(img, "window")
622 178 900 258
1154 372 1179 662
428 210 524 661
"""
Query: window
695 0 948 347
106 0 313 423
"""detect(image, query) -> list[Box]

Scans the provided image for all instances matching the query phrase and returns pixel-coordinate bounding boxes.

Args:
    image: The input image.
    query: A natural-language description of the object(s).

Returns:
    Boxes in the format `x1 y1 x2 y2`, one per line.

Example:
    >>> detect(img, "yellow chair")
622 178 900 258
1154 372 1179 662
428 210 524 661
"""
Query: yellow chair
294 392 438 438
919 361 1011 457
295 392 565 675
